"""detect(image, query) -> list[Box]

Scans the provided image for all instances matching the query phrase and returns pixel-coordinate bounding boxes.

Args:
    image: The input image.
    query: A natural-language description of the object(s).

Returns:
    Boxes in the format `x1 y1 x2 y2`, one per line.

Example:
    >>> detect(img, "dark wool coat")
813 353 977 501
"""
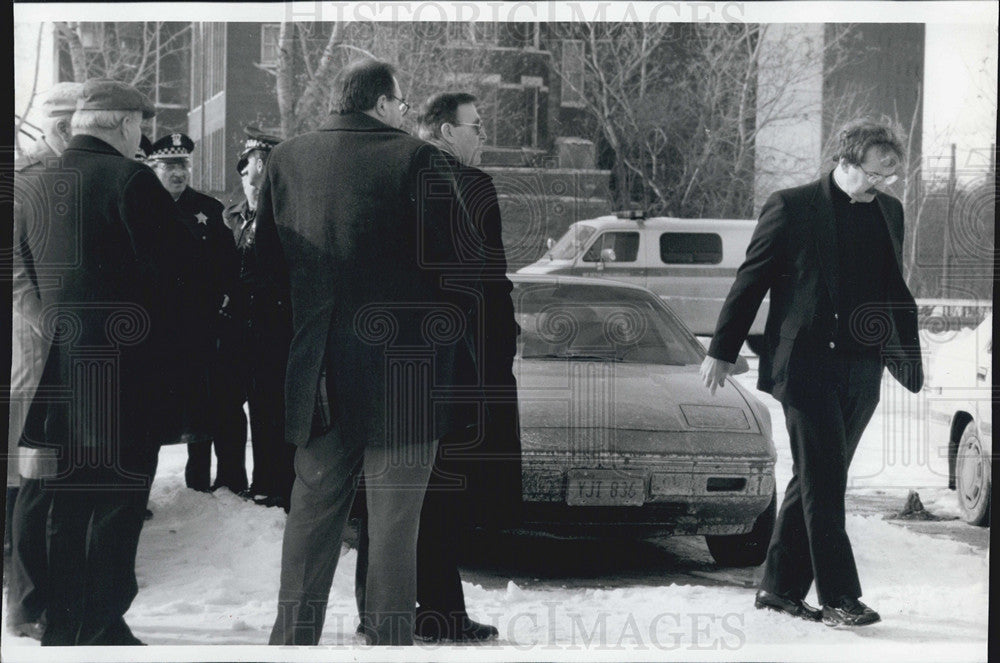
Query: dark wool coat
430 153 523 527
12 134 202 466
708 173 924 403
253 113 479 451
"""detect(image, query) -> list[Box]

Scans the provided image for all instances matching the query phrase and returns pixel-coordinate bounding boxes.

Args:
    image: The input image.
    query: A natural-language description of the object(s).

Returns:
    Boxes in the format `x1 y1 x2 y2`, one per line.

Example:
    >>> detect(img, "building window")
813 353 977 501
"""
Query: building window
659 233 723 265
261 23 280 67
560 39 585 108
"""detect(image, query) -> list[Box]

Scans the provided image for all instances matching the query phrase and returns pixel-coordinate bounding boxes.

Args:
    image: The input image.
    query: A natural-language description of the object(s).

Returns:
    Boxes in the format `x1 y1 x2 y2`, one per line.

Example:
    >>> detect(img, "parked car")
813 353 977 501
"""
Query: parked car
925 316 992 526
517 213 769 354
508 275 776 566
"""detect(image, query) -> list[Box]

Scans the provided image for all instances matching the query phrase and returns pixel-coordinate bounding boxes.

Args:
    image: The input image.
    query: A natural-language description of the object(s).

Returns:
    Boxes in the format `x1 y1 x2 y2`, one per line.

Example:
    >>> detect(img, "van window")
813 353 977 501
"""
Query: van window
659 232 723 264
582 232 640 262
549 224 596 260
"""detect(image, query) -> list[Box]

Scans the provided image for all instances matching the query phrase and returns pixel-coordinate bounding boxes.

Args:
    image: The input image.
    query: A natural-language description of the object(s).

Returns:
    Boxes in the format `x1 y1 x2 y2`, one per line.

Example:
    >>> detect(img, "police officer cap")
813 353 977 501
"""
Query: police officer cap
76 78 156 119
135 134 153 160
41 82 84 118
236 125 282 173
148 133 195 161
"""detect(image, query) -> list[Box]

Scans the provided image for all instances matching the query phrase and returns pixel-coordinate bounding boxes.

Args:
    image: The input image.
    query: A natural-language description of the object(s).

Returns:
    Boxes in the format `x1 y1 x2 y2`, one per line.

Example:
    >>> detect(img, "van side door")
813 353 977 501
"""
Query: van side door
644 231 726 336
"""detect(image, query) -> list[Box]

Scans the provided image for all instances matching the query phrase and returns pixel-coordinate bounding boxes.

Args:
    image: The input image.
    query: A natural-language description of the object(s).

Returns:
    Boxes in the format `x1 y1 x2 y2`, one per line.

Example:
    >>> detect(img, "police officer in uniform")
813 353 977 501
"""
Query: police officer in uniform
222 127 295 510
147 133 246 493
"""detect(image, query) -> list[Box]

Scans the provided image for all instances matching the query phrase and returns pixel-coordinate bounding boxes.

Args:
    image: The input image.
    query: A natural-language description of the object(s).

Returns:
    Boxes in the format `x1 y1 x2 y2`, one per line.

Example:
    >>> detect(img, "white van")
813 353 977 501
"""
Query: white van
517 213 768 347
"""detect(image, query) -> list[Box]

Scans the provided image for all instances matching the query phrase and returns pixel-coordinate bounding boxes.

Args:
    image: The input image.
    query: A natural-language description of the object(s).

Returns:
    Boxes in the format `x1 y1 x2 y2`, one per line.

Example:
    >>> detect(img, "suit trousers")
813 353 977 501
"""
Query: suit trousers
42 447 158 646
246 333 295 499
269 424 437 646
7 478 52 626
185 351 250 492
354 440 467 631
760 355 882 605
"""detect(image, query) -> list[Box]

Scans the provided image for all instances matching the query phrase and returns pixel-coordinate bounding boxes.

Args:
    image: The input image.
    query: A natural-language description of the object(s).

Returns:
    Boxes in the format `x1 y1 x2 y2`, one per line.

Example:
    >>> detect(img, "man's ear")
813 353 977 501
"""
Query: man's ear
56 118 72 141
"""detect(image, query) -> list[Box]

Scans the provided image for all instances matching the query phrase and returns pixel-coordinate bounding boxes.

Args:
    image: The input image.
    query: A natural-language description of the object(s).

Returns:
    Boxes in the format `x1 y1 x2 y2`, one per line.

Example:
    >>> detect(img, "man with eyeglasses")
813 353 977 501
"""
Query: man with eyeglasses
259 59 476 646
352 92 521 642
701 119 923 627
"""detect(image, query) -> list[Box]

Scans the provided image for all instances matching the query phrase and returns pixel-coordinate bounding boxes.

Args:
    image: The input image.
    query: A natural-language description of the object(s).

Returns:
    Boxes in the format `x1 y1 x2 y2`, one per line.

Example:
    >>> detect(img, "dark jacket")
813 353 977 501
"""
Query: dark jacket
173 186 239 341
253 112 477 450
427 152 523 526
12 134 199 457
708 173 924 403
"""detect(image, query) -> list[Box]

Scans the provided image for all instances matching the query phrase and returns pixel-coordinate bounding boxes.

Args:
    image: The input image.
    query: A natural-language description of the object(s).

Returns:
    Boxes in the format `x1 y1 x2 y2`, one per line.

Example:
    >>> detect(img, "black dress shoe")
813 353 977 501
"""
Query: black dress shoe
822 597 880 627
754 589 822 622
414 611 499 643
254 494 291 513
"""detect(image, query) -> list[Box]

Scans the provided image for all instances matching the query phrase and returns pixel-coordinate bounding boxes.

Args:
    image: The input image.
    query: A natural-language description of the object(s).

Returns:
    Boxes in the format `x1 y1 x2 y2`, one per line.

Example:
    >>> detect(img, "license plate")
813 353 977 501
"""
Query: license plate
566 470 645 506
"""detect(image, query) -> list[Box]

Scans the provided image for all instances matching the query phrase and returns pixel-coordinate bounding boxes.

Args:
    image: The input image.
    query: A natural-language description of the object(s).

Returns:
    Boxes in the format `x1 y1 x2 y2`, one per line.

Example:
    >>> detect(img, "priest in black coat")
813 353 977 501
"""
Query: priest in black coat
701 119 923 628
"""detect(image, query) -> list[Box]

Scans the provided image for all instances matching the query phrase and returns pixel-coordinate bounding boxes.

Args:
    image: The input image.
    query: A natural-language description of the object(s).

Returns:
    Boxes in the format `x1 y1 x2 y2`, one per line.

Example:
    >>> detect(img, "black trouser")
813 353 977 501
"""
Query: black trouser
7 479 52 626
245 328 294 499
185 349 249 492
42 447 158 646
760 355 882 605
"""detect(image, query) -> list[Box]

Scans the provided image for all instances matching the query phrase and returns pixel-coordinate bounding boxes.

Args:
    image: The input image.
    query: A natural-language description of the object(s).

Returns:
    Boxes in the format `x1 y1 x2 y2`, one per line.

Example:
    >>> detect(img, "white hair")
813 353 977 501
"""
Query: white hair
71 109 140 132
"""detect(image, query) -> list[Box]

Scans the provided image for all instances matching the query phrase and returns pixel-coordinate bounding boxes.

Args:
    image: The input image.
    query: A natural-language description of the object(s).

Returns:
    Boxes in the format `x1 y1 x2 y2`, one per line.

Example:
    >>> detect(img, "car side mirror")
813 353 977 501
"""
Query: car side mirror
546 237 555 250
733 355 750 375
600 247 617 263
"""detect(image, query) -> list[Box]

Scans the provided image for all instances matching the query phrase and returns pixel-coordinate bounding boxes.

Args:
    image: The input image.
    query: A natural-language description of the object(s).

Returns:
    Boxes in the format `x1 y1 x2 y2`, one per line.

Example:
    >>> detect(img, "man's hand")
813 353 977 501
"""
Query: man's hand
700 355 735 396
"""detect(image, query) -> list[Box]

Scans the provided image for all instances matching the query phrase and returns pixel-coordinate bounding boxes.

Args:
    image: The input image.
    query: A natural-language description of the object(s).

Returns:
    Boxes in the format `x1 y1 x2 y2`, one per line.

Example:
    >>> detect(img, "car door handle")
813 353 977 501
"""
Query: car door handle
976 366 988 381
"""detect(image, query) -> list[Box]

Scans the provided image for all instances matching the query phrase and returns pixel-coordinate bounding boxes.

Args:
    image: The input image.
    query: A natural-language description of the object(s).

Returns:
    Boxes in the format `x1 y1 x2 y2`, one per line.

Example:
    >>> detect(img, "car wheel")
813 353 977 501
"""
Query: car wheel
705 492 776 567
955 421 991 526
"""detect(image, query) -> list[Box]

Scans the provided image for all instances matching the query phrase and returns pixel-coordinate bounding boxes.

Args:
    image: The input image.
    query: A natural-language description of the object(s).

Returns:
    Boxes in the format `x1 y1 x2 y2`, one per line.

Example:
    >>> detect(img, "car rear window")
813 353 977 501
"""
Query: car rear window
513 282 705 365
659 232 723 264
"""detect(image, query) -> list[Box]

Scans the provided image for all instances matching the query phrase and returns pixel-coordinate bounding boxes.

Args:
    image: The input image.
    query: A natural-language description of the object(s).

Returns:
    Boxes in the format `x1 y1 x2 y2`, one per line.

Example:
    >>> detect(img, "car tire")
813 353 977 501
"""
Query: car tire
705 492 776 567
955 421 991 527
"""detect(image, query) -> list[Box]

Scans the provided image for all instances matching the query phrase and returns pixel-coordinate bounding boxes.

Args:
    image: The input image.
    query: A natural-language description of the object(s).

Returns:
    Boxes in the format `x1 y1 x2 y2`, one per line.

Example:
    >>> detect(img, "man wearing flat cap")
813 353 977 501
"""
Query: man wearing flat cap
222 127 294 509
147 133 245 495
12 78 195 645
7 80 83 642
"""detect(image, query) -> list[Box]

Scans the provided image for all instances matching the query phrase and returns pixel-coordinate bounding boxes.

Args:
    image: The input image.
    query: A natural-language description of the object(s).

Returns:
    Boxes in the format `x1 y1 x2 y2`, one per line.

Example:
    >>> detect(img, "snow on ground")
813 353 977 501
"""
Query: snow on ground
1 328 989 662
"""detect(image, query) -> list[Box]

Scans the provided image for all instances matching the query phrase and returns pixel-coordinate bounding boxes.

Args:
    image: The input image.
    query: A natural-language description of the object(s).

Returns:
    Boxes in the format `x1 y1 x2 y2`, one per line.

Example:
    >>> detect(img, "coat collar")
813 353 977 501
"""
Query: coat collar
810 171 840 307
317 111 409 135
64 134 126 157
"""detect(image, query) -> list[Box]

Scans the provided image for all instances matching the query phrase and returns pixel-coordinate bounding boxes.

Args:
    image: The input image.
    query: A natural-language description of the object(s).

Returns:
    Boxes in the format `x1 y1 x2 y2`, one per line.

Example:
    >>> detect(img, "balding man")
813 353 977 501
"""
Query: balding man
13 78 195 645
7 81 83 641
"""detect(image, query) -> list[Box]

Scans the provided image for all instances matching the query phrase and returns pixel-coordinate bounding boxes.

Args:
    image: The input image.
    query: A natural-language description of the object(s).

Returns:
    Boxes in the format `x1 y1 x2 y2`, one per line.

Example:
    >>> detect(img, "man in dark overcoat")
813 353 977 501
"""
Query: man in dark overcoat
354 91 522 642
222 128 295 508
7 81 83 641
701 119 924 628
258 59 475 647
148 133 245 493
13 79 193 646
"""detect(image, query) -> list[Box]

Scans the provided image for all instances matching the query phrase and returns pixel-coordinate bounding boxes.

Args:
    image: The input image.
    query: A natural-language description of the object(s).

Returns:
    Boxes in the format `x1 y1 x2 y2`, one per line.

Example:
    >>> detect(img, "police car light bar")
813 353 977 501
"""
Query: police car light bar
615 209 647 220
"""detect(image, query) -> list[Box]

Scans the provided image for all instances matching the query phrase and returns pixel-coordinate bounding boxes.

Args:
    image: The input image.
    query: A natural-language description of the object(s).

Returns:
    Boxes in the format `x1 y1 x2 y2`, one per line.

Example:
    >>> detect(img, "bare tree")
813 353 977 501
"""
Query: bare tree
260 22 492 138
550 23 864 218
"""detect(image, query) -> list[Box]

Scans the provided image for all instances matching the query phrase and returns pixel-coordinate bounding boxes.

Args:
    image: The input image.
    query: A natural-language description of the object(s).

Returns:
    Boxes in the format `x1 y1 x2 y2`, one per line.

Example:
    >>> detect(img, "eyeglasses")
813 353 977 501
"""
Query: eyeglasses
388 95 409 116
857 164 899 186
454 122 487 138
